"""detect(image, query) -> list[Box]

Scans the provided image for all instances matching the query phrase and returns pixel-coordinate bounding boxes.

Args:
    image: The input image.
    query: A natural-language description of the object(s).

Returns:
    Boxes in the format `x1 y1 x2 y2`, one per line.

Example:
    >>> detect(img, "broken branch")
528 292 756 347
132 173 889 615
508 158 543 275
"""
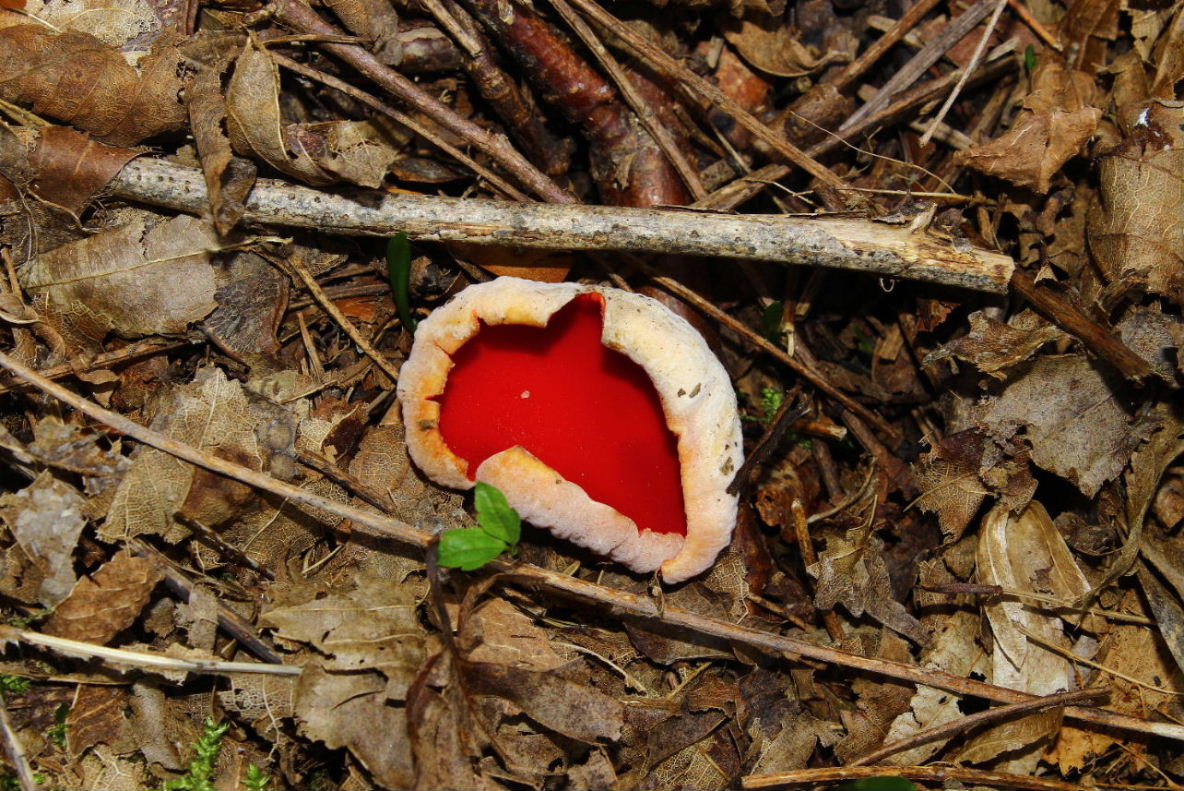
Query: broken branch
109 157 1015 292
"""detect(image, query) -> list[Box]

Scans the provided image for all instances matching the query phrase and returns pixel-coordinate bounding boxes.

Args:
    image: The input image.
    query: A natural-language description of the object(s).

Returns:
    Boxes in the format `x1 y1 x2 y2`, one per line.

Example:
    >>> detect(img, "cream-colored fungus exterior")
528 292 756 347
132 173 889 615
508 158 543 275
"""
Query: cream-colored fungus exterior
397 277 743 583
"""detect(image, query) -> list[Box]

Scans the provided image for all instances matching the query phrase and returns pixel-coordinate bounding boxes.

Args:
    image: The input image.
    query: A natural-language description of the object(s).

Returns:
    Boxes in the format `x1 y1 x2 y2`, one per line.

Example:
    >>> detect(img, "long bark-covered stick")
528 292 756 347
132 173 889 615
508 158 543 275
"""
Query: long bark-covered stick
109 157 1014 293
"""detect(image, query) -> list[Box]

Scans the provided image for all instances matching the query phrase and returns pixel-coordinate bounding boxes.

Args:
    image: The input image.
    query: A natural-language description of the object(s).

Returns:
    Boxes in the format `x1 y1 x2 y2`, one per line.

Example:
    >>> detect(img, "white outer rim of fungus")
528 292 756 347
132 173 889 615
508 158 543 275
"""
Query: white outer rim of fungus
396 277 743 583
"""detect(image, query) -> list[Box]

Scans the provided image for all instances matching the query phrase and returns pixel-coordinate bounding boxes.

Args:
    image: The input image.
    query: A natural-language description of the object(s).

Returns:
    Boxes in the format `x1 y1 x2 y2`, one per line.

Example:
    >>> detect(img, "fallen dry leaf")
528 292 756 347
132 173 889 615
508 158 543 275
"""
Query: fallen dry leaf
27 126 140 216
227 40 399 187
1090 100 1184 303
464 660 625 744
928 310 1064 379
958 60 1102 193
21 214 219 348
0 25 186 145
882 609 990 765
976 354 1154 497
295 664 415 788
811 524 929 645
0 471 87 607
968 501 1091 771
722 13 849 78
43 550 163 644
102 367 264 543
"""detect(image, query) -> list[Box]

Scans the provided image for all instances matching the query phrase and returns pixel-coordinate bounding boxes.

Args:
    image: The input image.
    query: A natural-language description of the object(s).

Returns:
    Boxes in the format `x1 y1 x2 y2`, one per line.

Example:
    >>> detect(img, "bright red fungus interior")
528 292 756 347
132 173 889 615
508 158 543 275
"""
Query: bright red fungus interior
436 293 687 536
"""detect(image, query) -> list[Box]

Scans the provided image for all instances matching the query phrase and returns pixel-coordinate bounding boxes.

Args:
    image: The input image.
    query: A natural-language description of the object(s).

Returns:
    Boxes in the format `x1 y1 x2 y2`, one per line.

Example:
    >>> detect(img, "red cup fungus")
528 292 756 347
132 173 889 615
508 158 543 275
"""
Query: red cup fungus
397 277 743 583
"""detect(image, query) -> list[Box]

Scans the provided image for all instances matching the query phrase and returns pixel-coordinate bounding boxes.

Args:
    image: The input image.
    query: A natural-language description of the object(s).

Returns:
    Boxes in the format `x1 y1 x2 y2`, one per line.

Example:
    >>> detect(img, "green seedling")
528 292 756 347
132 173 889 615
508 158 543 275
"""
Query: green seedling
438 482 522 570
386 231 416 333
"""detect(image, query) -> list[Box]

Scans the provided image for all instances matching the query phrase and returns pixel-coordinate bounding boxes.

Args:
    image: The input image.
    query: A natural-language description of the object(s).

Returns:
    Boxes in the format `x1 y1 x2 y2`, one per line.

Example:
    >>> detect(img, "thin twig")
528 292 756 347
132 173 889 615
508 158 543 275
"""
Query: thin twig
279 250 402 383
544 0 706 199
108 157 1015 293
0 338 191 395
266 0 576 204
744 764 1117 790
919 0 1010 146
849 687 1108 766
268 51 530 201
641 269 903 442
842 0 1000 130
562 0 848 193
0 693 34 791
1 352 1179 744
132 540 284 664
3 625 300 676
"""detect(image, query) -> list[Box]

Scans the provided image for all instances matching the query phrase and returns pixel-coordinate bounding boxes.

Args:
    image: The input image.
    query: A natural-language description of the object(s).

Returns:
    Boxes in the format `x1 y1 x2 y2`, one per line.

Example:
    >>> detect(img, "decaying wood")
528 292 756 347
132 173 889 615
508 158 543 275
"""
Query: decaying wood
109 157 1015 292
3 350 1180 747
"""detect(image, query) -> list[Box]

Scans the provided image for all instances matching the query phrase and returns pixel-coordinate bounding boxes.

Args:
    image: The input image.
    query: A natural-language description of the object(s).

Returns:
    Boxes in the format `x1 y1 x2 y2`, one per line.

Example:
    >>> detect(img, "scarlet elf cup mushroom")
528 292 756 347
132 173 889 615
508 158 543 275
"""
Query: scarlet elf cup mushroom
398 277 743 583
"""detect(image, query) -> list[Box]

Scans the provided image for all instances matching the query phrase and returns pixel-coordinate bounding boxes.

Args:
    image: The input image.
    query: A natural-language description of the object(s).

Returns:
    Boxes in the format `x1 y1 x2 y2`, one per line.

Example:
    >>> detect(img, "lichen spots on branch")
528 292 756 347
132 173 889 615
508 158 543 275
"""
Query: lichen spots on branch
436 293 687 536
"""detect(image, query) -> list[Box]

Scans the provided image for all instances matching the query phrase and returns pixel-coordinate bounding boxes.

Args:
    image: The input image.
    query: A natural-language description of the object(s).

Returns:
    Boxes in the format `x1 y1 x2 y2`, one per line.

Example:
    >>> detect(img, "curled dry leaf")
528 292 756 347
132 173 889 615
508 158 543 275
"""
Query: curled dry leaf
926 310 1065 379
722 13 851 78
1089 100 1184 302
102 367 263 543
323 0 403 65
810 523 929 645
958 60 1102 193
0 471 86 607
226 40 400 188
969 501 1091 771
42 550 164 644
0 25 186 146
184 36 258 237
20 214 219 348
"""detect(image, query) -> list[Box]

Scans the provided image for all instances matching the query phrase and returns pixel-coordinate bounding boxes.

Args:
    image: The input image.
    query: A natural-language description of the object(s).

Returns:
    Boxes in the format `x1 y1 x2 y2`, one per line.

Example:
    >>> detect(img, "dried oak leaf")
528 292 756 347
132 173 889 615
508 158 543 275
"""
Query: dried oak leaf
0 25 185 146
102 367 263 543
957 60 1101 193
0 471 87 607
21 214 219 348
1089 101 1184 302
927 310 1064 379
464 660 625 744
295 665 415 789
976 354 1154 497
810 524 929 645
967 501 1090 771
43 550 164 644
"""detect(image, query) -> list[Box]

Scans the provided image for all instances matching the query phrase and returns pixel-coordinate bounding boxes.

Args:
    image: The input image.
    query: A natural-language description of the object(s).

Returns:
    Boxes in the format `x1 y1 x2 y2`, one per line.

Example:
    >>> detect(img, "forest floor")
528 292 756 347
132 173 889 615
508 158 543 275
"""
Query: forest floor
0 0 1179 787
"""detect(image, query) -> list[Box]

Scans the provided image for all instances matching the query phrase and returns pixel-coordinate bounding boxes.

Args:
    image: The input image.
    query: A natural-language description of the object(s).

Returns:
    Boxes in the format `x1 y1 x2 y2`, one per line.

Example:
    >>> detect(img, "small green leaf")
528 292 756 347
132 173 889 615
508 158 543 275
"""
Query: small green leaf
438 527 508 570
1024 43 1038 74
475 481 520 546
761 300 785 342
386 232 416 332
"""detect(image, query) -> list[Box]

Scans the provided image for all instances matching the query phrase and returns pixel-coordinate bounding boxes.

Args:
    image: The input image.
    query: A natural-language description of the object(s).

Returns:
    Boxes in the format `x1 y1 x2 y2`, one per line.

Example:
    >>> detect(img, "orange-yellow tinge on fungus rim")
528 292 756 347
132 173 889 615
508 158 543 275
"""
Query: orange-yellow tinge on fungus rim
397 277 743 583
